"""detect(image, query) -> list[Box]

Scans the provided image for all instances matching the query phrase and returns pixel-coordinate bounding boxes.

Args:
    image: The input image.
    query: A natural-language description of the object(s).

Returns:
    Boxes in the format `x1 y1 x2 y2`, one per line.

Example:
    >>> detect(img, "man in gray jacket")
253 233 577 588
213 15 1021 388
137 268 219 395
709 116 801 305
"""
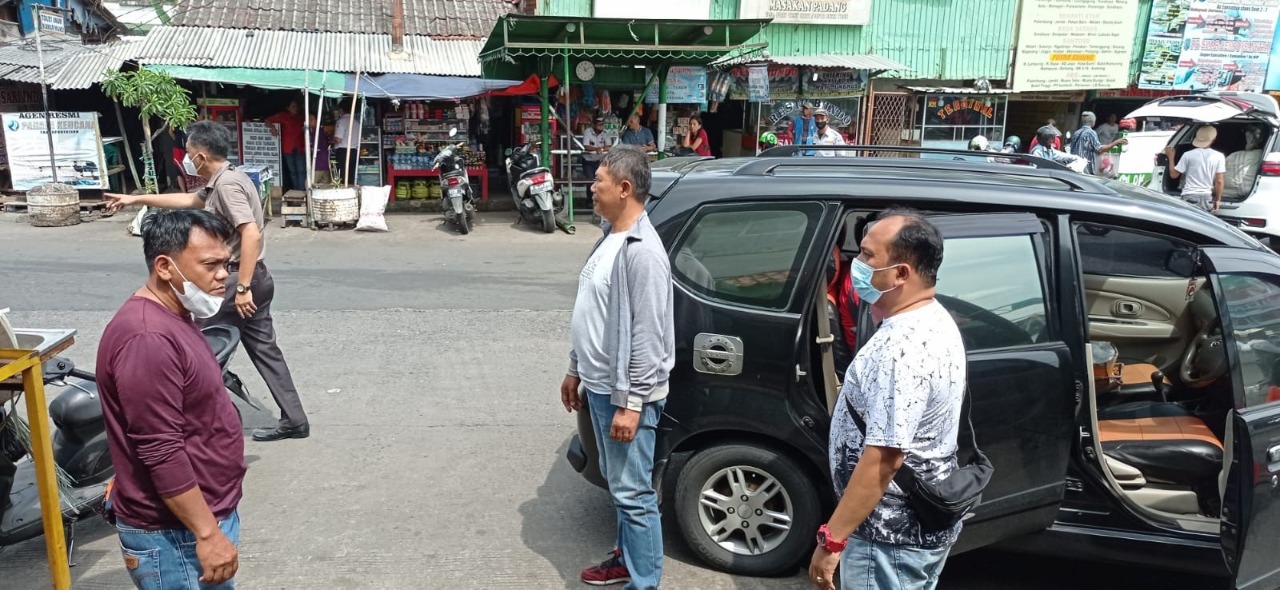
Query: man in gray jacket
561 145 675 590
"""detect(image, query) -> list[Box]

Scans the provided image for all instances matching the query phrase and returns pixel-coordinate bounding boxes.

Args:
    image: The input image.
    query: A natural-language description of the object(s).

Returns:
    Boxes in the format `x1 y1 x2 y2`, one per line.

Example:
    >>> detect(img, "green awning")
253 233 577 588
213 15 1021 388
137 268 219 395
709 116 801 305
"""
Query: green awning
144 65 348 97
479 15 770 67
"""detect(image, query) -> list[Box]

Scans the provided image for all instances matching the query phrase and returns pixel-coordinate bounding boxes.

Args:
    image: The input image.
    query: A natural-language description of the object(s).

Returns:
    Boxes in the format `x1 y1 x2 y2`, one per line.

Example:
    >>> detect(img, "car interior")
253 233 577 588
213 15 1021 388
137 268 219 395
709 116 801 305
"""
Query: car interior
1162 119 1273 200
1077 223 1235 529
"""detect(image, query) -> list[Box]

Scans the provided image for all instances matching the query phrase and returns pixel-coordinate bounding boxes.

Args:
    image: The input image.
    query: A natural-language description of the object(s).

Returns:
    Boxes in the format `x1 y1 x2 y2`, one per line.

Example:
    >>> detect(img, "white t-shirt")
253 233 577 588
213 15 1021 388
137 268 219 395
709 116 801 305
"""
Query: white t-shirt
582 128 609 162
815 127 846 157
1175 147 1226 196
1096 123 1119 145
333 114 354 149
571 232 628 394
829 300 967 548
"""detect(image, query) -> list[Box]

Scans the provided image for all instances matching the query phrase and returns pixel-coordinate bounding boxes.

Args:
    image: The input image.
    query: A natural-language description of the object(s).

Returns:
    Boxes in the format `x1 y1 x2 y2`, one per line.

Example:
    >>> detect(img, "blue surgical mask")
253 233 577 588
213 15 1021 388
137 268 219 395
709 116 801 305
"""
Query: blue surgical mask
850 258 901 305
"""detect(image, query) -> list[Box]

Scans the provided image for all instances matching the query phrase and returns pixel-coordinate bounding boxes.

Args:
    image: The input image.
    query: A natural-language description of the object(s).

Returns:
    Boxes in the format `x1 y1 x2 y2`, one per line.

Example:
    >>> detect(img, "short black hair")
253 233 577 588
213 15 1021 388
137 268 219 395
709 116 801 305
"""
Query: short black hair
141 209 233 271
185 120 233 160
880 206 944 286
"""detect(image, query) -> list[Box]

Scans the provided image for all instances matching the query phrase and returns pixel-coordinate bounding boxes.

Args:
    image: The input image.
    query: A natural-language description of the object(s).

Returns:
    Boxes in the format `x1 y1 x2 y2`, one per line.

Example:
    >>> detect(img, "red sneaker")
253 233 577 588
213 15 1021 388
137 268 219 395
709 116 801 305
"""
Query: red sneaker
581 549 630 586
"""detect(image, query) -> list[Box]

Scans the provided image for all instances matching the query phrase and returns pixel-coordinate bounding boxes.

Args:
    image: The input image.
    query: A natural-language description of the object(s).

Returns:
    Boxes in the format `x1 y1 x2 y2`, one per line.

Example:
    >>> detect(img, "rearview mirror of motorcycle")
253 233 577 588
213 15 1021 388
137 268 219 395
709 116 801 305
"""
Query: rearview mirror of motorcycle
449 127 459 138
505 148 513 156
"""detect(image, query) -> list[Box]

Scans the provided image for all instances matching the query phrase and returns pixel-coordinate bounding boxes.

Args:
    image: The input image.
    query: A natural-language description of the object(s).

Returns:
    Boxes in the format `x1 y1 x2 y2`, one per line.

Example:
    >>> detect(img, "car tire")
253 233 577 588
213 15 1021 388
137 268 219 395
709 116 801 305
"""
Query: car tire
675 443 822 577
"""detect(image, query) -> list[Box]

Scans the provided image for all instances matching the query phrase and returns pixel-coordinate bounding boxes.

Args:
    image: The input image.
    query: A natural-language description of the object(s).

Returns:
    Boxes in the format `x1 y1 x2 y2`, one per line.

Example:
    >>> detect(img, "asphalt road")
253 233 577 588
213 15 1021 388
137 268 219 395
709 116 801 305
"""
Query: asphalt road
0 210 1224 589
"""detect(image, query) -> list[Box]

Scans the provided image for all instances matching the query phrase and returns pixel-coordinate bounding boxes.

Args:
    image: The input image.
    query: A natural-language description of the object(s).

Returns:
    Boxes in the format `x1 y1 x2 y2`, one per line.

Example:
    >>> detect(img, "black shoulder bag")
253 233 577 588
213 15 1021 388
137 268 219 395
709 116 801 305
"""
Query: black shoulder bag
845 388 994 533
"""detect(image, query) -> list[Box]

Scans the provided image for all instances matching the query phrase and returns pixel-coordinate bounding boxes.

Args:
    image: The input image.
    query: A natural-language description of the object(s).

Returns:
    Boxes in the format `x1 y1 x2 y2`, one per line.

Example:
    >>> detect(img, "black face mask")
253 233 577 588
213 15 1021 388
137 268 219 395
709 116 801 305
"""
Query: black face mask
817 120 828 129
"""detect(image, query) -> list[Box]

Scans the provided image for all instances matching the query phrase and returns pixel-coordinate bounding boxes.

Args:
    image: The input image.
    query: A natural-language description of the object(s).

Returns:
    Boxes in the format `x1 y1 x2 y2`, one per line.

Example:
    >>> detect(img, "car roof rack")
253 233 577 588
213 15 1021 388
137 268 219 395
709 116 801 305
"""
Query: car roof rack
745 144 1113 193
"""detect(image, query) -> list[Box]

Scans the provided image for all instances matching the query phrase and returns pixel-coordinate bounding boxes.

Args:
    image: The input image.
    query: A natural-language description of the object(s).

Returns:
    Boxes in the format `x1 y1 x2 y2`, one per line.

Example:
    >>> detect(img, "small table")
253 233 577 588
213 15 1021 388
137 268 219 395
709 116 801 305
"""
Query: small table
386 163 488 203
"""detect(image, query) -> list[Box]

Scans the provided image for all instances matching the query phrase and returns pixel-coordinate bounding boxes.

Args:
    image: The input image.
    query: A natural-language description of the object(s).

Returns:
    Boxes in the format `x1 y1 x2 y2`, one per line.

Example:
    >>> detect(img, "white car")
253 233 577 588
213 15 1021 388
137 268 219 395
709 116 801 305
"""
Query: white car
1127 92 1280 246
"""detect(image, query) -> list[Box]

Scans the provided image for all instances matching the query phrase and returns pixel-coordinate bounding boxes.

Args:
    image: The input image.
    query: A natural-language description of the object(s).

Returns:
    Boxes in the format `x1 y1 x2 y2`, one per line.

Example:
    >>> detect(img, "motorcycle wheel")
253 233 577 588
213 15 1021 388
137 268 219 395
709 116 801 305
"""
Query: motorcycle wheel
458 212 472 235
540 208 555 233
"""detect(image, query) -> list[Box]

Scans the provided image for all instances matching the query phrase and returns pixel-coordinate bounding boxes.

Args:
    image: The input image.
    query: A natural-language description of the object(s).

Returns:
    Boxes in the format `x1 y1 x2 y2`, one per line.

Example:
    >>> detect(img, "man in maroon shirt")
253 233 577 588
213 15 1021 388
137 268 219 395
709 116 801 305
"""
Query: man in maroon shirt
266 100 305 192
97 208 247 589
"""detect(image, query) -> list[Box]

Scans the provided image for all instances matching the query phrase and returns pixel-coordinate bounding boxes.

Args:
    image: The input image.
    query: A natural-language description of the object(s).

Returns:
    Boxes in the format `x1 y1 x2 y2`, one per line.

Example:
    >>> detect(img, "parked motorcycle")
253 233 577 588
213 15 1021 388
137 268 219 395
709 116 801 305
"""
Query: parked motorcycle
0 325 257 555
432 128 477 235
505 141 562 233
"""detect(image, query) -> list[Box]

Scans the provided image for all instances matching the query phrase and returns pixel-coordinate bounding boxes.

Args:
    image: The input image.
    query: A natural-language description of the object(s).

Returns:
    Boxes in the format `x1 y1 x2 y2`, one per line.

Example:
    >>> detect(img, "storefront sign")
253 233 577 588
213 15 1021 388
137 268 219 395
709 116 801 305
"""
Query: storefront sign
729 65 867 100
1009 91 1088 102
595 0 709 19
767 99 856 129
738 0 872 26
644 66 708 104
748 66 770 102
241 122 282 182
1139 0 1280 92
807 69 867 98
927 96 997 124
1096 87 1178 98
1265 19 1280 89
1012 0 1139 92
1 111 106 190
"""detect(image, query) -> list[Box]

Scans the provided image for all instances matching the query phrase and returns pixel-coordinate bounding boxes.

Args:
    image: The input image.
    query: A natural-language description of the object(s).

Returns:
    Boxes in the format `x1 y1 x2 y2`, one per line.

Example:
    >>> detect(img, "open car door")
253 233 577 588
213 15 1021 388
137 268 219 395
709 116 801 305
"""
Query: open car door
1200 246 1280 590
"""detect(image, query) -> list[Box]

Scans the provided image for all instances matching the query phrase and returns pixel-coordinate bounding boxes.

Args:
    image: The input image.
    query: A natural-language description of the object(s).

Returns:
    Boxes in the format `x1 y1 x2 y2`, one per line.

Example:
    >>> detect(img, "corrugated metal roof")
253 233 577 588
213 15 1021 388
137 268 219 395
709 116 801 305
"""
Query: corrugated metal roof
136 26 484 76
768 54 908 70
170 0 514 38
0 37 143 89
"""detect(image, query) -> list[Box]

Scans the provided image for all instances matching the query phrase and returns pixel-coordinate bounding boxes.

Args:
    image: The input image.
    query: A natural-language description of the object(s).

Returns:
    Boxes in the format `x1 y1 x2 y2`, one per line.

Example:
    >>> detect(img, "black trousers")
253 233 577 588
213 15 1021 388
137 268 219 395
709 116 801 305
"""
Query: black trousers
201 262 308 428
334 148 359 185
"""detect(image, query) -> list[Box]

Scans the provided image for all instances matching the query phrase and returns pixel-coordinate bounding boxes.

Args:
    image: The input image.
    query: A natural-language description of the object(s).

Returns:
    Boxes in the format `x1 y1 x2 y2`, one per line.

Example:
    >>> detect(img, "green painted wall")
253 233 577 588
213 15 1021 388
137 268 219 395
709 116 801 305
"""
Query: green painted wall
537 0 1018 80
1129 0 1153 82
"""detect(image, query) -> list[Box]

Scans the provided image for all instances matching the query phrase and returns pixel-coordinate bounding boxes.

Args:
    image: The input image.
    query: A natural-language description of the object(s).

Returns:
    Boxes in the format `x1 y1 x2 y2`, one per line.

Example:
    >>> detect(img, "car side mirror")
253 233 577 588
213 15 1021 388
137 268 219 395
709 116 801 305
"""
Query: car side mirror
1165 248 1196 277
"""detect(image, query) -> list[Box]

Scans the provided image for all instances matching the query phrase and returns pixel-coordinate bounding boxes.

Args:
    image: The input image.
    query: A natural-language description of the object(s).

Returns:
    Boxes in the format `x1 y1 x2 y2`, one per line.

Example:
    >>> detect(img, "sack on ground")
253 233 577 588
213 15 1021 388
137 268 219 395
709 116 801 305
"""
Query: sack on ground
356 185 390 232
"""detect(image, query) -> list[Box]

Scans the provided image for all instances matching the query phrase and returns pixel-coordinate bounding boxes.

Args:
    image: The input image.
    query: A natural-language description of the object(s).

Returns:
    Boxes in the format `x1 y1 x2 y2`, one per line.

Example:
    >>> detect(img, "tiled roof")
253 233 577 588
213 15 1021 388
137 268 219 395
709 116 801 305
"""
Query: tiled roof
136 26 485 76
170 0 514 38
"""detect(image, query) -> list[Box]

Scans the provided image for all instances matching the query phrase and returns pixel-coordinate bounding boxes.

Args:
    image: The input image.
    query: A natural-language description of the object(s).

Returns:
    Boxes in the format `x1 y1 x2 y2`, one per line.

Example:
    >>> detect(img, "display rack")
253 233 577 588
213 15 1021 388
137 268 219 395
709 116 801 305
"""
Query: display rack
356 122 382 187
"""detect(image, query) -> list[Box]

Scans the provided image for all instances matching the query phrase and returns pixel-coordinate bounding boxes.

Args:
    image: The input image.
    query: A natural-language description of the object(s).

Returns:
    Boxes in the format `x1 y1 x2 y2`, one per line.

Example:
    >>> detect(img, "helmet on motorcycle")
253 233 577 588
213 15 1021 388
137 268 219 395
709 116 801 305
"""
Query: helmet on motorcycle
1036 125 1061 146
969 135 990 151
759 131 778 146
1004 135 1022 151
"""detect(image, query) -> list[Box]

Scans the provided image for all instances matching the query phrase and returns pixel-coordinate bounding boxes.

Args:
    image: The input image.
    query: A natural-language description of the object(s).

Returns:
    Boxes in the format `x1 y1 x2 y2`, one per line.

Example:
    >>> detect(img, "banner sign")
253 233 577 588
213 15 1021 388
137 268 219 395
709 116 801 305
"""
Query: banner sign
748 65 770 102
1012 0 1140 91
738 0 872 25
240 122 282 182
729 65 866 100
1 111 106 190
644 66 708 104
925 96 998 125
1139 0 1280 92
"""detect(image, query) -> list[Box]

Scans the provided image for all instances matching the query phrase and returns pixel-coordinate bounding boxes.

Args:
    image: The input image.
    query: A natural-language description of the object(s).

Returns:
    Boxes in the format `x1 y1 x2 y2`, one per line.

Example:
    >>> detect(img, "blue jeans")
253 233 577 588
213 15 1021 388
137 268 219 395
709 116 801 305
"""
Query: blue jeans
116 510 241 590
282 152 306 191
587 391 666 590
840 536 951 590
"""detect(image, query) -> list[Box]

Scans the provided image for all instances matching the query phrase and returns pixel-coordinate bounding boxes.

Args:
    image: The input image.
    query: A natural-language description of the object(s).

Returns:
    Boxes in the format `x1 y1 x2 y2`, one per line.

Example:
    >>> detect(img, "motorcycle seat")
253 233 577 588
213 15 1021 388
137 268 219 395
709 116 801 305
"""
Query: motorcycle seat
49 383 103 431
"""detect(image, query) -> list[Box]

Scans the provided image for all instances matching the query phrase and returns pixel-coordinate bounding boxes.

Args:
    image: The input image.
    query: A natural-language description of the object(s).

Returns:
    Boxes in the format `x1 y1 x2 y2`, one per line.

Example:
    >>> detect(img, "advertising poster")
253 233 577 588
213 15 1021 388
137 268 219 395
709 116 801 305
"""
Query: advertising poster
1 111 106 190
1140 0 1280 92
747 65 770 102
644 66 708 104
240 122 282 181
1013 0 1140 92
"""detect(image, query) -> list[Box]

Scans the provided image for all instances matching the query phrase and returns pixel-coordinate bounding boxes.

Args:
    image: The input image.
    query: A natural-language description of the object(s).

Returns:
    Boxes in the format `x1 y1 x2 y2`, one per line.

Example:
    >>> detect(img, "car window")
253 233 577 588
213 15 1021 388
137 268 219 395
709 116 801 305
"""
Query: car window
1076 224 1196 278
935 234 1049 349
1219 274 1280 408
673 202 824 309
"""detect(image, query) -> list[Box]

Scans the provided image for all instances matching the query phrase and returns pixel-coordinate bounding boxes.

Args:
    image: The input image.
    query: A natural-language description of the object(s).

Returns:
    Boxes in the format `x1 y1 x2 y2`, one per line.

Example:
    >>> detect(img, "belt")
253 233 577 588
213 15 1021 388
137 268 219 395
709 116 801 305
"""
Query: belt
228 260 265 273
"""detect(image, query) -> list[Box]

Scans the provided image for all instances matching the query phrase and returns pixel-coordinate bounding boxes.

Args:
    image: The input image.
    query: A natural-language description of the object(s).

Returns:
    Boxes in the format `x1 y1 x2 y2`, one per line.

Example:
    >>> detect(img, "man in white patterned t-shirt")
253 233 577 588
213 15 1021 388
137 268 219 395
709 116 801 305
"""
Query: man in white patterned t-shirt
809 208 966 590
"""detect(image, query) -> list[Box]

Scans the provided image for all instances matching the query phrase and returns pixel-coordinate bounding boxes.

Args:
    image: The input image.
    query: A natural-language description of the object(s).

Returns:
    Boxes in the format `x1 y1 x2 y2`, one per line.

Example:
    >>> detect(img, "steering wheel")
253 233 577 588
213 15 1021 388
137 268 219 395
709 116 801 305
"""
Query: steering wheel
1180 320 1228 388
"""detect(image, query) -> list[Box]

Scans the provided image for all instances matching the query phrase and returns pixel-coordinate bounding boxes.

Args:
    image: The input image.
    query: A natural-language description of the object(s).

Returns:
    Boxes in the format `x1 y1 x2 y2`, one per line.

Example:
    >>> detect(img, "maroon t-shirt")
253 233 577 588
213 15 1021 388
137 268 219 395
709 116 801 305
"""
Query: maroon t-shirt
96 296 246 530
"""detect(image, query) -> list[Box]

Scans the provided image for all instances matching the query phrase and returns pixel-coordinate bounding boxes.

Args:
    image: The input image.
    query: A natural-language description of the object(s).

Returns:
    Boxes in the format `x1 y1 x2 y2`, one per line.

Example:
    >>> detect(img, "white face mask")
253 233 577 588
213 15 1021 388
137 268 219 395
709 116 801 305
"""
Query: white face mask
169 263 224 319
182 154 200 177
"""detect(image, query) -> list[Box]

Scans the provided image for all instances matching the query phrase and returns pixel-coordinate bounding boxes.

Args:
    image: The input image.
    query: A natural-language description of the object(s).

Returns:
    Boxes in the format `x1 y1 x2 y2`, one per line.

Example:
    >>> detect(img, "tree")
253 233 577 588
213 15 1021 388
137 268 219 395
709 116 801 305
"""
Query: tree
102 69 197 194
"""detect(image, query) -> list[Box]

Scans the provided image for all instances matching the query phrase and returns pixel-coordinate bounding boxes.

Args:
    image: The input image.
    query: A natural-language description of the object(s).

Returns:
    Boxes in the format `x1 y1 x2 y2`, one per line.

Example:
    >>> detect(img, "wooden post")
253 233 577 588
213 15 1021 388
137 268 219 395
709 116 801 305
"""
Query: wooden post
112 102 142 191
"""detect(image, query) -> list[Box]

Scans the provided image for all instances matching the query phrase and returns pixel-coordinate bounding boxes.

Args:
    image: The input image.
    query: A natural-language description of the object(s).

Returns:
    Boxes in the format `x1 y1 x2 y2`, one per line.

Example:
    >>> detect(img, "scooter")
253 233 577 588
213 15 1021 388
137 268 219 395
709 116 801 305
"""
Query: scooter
505 141 562 233
0 325 257 557
431 128 477 235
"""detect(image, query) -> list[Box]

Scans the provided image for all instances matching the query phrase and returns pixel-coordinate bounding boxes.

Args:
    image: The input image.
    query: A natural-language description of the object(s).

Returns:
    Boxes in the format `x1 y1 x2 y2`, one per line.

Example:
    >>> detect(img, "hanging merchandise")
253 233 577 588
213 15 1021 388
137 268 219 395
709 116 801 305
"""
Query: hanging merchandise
582 83 597 108
599 89 612 114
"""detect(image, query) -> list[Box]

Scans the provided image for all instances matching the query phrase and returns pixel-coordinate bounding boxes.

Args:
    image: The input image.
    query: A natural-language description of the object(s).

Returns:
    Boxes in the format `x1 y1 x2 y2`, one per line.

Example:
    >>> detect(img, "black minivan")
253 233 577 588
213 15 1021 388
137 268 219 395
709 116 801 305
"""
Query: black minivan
564 148 1280 588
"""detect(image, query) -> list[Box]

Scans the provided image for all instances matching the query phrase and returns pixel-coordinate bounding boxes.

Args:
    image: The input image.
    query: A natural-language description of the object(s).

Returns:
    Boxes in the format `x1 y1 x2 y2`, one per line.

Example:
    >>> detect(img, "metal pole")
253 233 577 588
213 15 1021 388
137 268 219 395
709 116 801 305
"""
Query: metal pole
33 5 57 183
657 65 668 157
344 66 362 187
303 72 311 190
539 60 550 169
563 49 573 223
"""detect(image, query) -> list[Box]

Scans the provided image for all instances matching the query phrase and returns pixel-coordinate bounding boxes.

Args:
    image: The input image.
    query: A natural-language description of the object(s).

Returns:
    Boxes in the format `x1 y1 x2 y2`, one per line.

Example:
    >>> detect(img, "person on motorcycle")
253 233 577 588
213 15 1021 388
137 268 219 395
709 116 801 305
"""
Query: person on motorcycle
968 136 990 152
758 130 779 154
1030 125 1087 171
1003 135 1022 153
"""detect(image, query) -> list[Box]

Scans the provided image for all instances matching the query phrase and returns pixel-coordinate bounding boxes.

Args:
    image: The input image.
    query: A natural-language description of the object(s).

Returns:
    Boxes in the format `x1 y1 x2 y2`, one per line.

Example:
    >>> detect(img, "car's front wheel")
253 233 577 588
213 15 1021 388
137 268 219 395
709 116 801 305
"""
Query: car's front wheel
674 443 822 577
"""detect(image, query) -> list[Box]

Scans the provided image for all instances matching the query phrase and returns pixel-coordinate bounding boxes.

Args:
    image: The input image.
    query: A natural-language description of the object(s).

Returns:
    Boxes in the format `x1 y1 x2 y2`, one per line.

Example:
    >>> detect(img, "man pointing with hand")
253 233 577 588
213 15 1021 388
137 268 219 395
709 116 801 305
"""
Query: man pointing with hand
106 120 310 443
561 146 674 590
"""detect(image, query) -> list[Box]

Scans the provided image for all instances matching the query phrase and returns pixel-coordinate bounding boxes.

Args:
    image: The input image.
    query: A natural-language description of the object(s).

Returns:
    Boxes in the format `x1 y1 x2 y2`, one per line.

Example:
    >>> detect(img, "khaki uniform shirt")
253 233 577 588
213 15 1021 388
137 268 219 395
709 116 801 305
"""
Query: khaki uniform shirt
198 164 266 263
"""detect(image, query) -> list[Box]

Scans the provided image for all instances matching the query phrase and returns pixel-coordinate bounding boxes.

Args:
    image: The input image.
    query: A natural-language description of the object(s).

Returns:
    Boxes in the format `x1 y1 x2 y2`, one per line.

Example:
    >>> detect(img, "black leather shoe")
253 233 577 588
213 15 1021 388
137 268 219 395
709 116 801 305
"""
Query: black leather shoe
252 423 310 442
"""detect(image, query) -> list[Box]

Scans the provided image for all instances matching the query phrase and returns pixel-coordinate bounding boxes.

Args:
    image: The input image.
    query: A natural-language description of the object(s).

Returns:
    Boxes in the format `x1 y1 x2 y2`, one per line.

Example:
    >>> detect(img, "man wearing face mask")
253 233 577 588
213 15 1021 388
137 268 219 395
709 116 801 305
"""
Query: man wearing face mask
105 121 311 443
813 108 846 157
809 208 966 590
97 209 245 589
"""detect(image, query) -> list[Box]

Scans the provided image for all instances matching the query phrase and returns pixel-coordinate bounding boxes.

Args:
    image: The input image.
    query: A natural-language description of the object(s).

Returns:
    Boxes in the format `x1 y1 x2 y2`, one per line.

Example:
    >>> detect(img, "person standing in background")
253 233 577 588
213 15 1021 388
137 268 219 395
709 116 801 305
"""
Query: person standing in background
1165 126 1226 212
1096 113 1120 146
265 100 305 192
581 115 610 197
332 105 358 186
308 113 333 186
